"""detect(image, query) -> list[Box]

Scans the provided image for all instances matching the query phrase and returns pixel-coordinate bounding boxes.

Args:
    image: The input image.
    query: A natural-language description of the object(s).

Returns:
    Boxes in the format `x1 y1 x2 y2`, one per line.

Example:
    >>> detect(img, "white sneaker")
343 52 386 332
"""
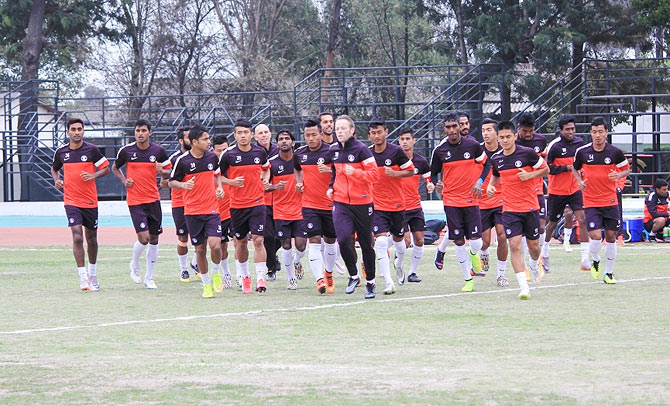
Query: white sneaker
144 279 157 289
222 272 232 289
287 277 298 290
496 275 509 287
89 275 100 291
519 286 531 300
564 240 573 252
530 266 543 283
79 275 90 291
383 281 396 295
129 262 141 284
394 257 405 285
541 256 551 274
236 274 242 289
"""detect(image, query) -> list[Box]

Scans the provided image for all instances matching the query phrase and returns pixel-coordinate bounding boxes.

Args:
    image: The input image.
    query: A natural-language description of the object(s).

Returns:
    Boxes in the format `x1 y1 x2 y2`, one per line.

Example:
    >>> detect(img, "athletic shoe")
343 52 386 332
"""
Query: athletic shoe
469 250 482 274
590 260 602 280
316 278 327 294
541 256 551 274
648 234 657 243
407 273 422 283
524 268 531 282
190 262 201 279
256 278 267 293
530 266 544 283
365 282 376 299
202 284 214 299
394 257 405 285
180 270 190 283
665 236 670 244
564 240 573 252
461 279 475 292
242 276 252 294
129 262 141 284
222 272 232 289
480 252 489 272
519 286 531 300
345 277 359 294
496 275 509 287
434 249 445 270
236 274 243 289
144 279 157 289
212 273 224 294
383 281 396 295
89 275 100 292
294 262 304 280
470 268 486 277
79 275 90 292
324 271 335 294
287 277 298 290
266 270 276 281
580 260 591 272
603 273 617 284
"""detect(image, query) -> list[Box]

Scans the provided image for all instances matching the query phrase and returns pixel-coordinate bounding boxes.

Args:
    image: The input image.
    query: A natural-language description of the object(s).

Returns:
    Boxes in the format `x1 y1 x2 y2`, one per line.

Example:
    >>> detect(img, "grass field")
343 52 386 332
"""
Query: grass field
0 242 669 405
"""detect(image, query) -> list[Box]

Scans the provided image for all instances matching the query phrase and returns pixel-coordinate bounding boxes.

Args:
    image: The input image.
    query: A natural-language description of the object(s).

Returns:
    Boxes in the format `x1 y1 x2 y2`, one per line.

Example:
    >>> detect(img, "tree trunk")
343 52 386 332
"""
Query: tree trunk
323 0 342 105
656 27 664 58
449 0 468 65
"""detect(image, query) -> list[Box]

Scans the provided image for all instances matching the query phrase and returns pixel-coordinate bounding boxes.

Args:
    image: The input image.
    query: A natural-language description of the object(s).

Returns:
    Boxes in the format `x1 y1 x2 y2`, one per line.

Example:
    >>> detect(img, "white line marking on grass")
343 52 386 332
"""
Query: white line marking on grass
2 276 669 336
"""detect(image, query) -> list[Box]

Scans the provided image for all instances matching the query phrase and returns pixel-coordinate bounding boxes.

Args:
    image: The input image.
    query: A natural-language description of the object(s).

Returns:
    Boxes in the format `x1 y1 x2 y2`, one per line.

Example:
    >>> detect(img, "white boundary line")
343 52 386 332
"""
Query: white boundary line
2 276 668 336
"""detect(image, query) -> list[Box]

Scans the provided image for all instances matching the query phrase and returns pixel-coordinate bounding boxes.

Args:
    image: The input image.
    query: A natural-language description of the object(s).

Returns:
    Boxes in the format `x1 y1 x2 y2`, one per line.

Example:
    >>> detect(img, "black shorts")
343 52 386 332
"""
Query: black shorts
372 210 406 238
300 208 336 239
585 206 620 232
64 205 98 230
185 214 221 246
480 206 503 232
502 211 540 240
547 192 584 222
231 205 266 239
644 218 670 232
537 194 547 219
275 219 302 239
404 208 426 233
172 206 188 236
444 206 482 240
128 201 163 235
220 218 232 242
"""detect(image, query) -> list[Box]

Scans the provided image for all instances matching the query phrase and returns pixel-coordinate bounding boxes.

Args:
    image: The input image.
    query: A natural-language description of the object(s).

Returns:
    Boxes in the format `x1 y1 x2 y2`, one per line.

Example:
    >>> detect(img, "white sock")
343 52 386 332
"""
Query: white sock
131 241 147 268
541 241 550 258
237 260 250 278
375 237 392 284
323 242 337 273
539 232 546 249
521 236 528 267
394 240 407 269
438 235 450 252
255 262 266 281
221 259 230 276
88 263 97 277
580 242 590 263
529 256 539 272
454 244 472 280
604 242 617 274
515 271 529 290
481 247 490 257
210 261 220 275
497 260 507 277
308 243 324 281
77 266 87 279
409 245 423 274
178 253 188 272
469 238 482 255
564 228 572 242
191 255 198 268
145 243 158 281
282 248 295 279
201 270 212 286
589 239 602 262
294 247 306 265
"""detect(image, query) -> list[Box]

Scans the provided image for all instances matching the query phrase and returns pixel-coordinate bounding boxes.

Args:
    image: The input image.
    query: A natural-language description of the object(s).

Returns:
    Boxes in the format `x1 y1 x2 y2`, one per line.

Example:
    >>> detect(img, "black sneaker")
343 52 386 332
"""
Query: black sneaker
266 270 276 281
407 273 422 283
648 234 657 242
345 277 359 294
365 282 376 299
434 249 445 270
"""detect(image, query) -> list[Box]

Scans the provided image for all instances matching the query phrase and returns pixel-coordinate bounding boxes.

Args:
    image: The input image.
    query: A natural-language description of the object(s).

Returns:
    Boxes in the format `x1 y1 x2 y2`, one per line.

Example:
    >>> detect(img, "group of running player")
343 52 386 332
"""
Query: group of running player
51 110 633 300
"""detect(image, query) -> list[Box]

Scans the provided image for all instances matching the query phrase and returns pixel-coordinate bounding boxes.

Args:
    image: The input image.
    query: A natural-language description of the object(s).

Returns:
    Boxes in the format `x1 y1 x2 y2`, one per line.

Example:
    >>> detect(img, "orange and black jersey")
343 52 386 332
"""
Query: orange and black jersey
170 151 220 216
329 137 379 205
270 154 302 221
115 142 171 206
369 143 414 212
491 146 547 213
546 135 584 196
260 143 279 206
219 144 270 209
169 150 186 208
517 133 547 195
293 143 333 211
400 152 431 211
573 143 629 208
218 184 231 221
52 141 109 208
479 143 503 210
644 191 669 223
430 136 487 207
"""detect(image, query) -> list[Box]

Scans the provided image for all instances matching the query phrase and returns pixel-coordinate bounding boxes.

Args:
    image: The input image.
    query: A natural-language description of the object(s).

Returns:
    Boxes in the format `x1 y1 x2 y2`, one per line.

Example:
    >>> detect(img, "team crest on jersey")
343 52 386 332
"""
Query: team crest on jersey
80 155 88 162
534 146 540 153
235 155 242 163
207 163 214 170
317 157 325 164
413 168 419 174
64 153 70 161
604 157 611 164
254 157 260 164
384 159 392 166
347 154 355 162
190 162 196 171
149 155 156 162
464 152 471 159
514 160 522 168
